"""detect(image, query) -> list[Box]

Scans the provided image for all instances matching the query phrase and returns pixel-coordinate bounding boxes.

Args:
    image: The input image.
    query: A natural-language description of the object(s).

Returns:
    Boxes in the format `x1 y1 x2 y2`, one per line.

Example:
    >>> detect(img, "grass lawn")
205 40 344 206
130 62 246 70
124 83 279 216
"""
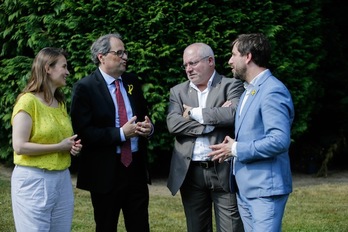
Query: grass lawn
1 169 348 231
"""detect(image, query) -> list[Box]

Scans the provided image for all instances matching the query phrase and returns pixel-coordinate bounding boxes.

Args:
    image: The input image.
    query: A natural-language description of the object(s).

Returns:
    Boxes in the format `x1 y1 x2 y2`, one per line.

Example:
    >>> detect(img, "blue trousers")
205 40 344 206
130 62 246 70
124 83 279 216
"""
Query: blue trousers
237 192 289 232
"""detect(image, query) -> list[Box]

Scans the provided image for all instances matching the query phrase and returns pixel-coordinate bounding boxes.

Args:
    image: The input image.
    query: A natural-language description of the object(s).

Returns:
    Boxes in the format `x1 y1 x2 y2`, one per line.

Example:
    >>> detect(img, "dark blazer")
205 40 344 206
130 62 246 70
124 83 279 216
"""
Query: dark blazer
166 72 244 195
70 69 150 193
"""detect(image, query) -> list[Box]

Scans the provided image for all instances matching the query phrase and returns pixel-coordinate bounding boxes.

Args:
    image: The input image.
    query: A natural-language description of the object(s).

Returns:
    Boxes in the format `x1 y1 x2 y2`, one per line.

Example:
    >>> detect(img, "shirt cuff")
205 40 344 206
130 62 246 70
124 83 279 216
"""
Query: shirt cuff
190 107 204 123
120 128 126 142
232 141 237 157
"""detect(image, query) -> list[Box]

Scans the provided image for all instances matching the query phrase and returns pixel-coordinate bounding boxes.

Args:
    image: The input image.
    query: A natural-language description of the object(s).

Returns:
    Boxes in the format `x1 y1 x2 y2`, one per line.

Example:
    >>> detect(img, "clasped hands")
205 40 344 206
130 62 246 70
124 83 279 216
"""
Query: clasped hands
66 134 82 157
208 135 235 163
122 115 153 138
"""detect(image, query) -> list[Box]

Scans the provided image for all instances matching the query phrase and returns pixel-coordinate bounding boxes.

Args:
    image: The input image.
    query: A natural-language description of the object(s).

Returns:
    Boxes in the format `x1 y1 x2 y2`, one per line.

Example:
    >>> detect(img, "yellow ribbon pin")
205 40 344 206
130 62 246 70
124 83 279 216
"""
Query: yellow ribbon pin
251 90 256 96
128 84 133 95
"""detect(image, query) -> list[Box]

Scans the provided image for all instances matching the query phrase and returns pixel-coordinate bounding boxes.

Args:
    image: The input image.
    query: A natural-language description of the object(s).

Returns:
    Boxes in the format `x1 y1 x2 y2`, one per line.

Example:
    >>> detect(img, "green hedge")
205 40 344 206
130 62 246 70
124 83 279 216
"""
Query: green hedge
0 0 326 168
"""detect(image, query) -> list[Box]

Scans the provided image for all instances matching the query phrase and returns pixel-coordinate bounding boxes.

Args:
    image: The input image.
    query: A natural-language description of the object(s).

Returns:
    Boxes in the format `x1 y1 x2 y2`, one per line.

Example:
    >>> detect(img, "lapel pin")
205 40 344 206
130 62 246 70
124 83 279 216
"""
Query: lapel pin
128 84 133 95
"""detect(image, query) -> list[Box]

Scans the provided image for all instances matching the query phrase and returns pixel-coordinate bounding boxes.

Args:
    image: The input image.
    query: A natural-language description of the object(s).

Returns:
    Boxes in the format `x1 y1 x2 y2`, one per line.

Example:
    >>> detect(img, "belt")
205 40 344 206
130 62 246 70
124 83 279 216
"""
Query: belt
191 161 215 169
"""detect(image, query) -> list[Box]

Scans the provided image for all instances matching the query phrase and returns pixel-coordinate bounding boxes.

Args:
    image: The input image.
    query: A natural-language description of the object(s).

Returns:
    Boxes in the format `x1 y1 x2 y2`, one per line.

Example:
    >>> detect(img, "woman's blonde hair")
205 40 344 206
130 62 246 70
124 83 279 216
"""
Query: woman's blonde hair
17 47 68 104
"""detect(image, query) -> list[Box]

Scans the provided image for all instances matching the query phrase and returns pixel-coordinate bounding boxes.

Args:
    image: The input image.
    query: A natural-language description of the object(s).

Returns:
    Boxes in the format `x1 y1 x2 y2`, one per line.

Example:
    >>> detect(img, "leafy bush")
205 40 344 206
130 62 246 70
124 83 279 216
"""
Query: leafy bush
0 0 327 169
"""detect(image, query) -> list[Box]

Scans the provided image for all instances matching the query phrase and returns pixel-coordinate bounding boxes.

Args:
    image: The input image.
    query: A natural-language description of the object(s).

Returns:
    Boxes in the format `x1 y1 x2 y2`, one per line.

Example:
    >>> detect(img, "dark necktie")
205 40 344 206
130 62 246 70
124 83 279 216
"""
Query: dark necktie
115 79 132 167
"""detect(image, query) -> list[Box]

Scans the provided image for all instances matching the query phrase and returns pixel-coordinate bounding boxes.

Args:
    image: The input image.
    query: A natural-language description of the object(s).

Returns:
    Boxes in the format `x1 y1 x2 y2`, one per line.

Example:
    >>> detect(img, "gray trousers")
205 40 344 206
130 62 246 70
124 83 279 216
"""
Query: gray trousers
180 164 244 232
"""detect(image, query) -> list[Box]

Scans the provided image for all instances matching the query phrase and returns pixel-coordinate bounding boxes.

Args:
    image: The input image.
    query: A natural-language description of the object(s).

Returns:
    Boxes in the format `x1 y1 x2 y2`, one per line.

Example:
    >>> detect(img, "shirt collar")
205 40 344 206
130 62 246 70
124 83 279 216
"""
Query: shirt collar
99 67 121 85
189 70 216 92
244 69 268 90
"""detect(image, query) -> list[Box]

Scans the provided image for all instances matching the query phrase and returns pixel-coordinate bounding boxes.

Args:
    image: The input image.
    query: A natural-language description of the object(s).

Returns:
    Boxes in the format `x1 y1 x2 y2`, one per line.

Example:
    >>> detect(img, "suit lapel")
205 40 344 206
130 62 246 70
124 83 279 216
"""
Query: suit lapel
187 84 199 107
235 70 271 138
95 70 115 111
121 76 137 115
206 73 222 107
235 86 259 137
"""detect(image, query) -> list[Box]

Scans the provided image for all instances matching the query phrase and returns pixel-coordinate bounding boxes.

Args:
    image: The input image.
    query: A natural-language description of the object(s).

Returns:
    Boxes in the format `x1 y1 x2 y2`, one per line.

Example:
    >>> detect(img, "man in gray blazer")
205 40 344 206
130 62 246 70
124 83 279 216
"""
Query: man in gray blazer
166 42 245 232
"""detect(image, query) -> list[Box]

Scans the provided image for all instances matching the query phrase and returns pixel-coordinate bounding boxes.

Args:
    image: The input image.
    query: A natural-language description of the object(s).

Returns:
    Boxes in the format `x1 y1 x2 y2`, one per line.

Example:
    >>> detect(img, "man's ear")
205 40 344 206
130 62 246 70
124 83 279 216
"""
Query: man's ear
245 52 252 64
97 53 104 64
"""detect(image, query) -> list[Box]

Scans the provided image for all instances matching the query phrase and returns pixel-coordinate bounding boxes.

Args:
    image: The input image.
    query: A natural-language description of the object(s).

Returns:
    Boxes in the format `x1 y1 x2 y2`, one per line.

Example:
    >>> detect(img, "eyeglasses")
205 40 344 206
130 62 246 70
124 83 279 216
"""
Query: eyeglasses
181 56 209 70
108 50 128 58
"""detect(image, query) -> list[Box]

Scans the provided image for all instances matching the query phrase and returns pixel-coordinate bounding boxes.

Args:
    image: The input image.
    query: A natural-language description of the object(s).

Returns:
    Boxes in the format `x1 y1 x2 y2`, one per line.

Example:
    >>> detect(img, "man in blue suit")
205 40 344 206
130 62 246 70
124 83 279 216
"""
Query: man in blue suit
209 33 295 232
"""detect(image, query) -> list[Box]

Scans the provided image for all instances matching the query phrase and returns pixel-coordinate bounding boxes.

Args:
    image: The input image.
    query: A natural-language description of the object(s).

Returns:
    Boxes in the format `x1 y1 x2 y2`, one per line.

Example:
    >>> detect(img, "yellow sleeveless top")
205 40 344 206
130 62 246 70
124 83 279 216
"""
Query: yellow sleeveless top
11 93 73 170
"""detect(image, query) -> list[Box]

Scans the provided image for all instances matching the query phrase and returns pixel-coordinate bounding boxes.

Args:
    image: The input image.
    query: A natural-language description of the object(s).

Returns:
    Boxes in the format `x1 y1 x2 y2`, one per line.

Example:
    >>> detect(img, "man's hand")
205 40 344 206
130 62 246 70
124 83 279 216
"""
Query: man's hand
183 104 192 119
122 116 138 138
221 100 232 107
208 136 235 162
135 116 153 138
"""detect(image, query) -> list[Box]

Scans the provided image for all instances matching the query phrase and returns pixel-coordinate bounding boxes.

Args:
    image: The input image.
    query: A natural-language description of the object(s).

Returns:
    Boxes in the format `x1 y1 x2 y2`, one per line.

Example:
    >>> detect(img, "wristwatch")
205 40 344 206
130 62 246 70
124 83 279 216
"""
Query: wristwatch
187 109 193 119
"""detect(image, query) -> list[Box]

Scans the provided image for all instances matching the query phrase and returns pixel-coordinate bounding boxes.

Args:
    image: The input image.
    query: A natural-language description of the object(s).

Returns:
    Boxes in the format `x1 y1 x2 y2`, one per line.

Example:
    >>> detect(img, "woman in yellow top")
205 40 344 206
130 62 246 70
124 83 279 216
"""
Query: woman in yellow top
11 47 82 232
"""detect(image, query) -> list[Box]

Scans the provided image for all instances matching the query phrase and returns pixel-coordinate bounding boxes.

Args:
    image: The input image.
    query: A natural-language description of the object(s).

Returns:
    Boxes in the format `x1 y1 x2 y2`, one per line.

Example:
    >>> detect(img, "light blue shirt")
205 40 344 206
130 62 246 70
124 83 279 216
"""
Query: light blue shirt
99 68 138 153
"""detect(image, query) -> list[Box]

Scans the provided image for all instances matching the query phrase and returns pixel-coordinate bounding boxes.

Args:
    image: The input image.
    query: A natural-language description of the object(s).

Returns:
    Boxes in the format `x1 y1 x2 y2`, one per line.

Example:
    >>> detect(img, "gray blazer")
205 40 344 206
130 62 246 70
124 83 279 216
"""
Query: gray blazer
166 72 244 195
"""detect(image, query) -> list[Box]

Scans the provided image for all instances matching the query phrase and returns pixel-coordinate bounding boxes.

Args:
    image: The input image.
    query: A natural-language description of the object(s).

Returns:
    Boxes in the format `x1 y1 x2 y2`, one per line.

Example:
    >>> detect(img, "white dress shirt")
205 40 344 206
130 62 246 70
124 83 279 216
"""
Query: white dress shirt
189 71 216 161
99 68 139 153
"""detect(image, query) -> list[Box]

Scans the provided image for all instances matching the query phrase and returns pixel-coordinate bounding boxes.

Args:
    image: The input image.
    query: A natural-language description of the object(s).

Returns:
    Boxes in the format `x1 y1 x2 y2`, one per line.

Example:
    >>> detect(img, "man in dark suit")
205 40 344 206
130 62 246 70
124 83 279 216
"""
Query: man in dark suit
166 42 245 232
70 33 153 232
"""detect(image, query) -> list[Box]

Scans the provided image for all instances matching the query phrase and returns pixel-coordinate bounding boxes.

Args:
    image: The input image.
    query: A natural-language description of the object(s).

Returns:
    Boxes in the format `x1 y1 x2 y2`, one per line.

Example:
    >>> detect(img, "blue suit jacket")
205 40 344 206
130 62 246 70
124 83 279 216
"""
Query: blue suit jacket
234 69 294 198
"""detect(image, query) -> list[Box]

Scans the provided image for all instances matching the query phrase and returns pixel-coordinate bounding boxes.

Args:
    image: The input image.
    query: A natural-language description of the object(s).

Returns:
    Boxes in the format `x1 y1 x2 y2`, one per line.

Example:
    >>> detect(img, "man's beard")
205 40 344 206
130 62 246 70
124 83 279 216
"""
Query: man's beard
232 66 246 81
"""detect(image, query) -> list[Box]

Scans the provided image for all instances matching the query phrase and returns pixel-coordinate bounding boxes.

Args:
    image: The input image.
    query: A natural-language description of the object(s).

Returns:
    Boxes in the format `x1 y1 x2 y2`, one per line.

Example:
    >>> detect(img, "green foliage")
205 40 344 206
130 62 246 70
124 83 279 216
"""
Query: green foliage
270 1 324 137
0 56 31 159
0 0 339 168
